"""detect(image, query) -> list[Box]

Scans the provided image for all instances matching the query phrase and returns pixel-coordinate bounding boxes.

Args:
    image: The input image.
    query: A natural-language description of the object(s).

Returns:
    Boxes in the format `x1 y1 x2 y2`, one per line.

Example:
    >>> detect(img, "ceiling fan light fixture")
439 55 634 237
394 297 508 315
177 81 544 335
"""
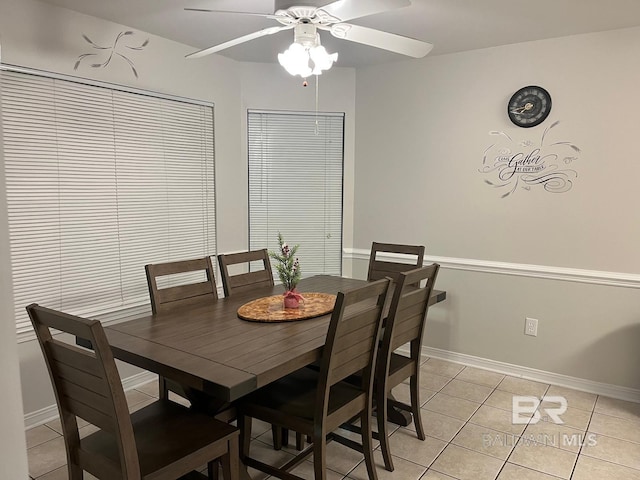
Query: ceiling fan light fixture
278 42 314 77
309 45 338 75
278 34 338 77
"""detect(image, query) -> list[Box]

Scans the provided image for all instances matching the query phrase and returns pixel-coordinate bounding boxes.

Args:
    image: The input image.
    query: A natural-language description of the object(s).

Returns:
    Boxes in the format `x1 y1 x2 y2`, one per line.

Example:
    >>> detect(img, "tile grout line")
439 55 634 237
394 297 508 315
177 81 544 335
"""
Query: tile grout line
568 398 597 479
498 383 552 479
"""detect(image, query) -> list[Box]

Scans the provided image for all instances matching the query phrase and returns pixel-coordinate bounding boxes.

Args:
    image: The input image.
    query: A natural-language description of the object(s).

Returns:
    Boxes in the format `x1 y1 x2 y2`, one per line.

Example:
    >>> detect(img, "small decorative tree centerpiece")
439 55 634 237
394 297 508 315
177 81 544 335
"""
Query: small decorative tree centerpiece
270 233 304 309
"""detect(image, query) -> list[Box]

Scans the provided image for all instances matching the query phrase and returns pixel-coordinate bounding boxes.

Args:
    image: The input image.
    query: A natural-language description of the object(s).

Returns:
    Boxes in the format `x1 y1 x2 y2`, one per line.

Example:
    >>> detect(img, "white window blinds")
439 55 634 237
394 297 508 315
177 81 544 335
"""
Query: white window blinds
248 110 343 279
1 68 216 337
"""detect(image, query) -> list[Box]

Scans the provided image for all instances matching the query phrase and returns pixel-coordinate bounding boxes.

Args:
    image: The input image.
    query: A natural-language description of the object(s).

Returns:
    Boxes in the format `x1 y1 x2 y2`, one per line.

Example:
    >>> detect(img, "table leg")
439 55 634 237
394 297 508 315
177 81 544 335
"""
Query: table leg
385 392 412 427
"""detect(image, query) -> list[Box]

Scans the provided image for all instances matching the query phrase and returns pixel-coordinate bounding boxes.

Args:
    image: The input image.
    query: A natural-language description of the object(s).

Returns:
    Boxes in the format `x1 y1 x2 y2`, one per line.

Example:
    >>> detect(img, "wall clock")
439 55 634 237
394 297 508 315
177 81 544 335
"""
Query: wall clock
508 86 552 128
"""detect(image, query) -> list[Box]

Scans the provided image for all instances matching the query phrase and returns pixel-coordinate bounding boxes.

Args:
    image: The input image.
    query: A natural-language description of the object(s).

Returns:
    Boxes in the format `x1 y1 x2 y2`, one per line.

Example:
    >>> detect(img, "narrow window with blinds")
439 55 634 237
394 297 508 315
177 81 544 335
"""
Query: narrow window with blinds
248 110 343 280
1 68 216 338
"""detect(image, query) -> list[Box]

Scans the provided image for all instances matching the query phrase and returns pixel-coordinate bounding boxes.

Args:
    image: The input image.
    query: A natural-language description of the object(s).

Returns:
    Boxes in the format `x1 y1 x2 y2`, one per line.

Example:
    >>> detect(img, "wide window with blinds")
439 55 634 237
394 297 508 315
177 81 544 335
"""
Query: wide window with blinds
248 110 343 279
1 68 216 338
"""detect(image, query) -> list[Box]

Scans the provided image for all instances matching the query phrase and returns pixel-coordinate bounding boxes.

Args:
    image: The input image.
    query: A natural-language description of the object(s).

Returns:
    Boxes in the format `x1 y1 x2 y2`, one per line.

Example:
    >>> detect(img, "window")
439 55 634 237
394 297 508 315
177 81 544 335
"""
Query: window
248 110 343 278
1 67 216 338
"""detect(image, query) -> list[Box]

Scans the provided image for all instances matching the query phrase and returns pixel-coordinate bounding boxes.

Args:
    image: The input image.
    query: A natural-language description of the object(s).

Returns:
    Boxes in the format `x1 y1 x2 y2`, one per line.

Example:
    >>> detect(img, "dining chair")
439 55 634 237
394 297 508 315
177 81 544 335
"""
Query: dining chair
27 303 239 480
367 242 425 283
237 278 391 480
373 263 440 471
145 256 218 400
217 249 274 297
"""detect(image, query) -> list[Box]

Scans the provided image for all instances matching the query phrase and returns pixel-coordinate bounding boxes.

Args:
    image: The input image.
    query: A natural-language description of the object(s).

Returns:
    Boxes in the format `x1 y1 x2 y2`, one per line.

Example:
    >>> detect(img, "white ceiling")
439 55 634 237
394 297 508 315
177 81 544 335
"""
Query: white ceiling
38 0 640 68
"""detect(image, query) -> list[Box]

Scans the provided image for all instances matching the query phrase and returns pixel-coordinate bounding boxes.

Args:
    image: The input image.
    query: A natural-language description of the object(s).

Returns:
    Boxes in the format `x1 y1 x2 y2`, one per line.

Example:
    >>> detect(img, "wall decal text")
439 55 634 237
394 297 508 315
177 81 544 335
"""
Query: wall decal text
480 121 580 198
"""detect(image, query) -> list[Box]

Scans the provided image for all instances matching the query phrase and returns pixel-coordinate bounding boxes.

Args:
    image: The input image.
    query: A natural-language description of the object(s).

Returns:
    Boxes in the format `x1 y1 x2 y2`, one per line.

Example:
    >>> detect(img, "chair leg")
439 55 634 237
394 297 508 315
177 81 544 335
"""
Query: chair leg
361 411 379 480
68 463 83 480
220 436 240 480
377 387 394 471
295 432 305 450
282 427 290 447
158 375 168 400
312 432 327 480
207 460 219 480
272 424 283 450
410 374 425 440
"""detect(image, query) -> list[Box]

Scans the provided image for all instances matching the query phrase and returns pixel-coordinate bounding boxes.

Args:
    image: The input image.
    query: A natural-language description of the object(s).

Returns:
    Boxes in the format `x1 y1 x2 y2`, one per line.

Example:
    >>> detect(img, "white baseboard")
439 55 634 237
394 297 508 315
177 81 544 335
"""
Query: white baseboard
24 371 157 430
410 345 640 403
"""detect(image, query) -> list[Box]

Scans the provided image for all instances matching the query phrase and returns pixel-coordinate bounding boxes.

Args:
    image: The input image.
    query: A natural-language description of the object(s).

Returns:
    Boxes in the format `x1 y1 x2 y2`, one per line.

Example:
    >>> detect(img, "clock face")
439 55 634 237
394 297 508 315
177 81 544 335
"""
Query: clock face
508 86 552 128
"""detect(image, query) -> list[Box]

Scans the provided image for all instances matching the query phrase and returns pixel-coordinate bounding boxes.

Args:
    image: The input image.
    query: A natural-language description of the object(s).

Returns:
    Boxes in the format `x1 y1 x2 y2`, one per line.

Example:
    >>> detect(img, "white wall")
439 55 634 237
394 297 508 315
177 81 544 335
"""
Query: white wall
0 72 28 480
352 27 640 391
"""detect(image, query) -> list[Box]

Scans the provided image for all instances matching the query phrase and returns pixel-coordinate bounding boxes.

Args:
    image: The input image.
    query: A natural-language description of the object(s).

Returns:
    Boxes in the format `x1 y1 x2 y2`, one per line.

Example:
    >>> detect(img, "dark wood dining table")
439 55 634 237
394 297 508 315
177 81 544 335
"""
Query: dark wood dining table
103 275 446 404
94 275 446 479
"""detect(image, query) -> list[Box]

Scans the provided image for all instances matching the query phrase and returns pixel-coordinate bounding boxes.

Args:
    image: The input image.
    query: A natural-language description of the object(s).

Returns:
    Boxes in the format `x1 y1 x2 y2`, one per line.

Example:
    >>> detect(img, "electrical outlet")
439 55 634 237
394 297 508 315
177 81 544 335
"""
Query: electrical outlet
525 317 538 336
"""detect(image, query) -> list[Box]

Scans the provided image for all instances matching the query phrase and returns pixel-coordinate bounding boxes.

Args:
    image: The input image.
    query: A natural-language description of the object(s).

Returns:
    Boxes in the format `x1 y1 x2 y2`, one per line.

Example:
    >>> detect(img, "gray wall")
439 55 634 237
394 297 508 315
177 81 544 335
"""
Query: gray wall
352 27 640 390
3 3 639 463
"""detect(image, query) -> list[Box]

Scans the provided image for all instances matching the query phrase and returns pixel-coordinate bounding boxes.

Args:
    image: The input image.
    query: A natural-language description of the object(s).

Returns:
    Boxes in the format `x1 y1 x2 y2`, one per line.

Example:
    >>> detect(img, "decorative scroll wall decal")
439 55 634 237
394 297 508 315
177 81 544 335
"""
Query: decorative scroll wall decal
74 31 149 79
480 121 580 198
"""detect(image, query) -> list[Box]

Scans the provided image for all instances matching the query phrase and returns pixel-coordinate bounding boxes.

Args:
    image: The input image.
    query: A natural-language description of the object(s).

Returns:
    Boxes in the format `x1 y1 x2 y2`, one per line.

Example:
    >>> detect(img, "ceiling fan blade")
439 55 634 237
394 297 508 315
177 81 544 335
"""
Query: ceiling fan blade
184 8 280 20
327 23 433 58
186 25 293 59
319 0 411 22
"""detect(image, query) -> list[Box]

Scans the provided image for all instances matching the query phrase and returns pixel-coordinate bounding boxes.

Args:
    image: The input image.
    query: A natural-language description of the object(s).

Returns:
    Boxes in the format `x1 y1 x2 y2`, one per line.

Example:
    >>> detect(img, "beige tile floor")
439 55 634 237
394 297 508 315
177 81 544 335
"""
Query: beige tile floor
26 358 640 480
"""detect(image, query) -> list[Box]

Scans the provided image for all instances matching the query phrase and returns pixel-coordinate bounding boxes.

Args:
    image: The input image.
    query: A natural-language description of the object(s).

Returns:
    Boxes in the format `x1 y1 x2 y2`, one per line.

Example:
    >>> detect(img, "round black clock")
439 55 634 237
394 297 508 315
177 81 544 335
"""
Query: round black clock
508 86 552 128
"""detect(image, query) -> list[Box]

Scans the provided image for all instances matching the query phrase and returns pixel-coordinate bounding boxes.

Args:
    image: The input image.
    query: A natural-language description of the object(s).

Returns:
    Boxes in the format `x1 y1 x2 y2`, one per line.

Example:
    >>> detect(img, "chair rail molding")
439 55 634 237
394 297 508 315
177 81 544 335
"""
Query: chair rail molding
343 248 640 289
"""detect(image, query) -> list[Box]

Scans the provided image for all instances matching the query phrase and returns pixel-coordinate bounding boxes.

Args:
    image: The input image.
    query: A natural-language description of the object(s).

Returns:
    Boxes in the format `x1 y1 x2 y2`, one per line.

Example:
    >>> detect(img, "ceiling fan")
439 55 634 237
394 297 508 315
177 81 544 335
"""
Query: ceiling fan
185 0 433 76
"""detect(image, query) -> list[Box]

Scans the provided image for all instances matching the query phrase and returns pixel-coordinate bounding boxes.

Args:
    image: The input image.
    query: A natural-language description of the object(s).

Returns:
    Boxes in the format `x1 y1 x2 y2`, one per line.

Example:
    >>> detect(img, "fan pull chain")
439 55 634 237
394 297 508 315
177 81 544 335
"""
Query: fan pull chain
314 75 319 136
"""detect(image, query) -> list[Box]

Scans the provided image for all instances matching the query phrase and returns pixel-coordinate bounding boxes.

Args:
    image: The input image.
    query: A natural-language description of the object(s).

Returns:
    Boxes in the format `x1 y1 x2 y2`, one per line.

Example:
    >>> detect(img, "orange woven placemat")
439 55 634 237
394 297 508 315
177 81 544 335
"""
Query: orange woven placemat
237 292 336 323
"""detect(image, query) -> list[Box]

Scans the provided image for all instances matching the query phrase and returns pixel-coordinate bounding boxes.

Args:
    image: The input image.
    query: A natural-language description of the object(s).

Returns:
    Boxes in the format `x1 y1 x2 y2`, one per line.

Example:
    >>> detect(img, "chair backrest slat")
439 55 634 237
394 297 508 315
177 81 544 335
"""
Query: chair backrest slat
218 249 274 297
320 279 390 390
378 264 440 384
49 342 118 433
49 340 103 377
390 287 432 350
367 242 425 284
36 306 97 339
146 257 217 314
63 395 118 434
157 281 216 303
332 320 380 357
329 354 374 386
54 360 109 397
227 270 273 291
393 324 423 349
